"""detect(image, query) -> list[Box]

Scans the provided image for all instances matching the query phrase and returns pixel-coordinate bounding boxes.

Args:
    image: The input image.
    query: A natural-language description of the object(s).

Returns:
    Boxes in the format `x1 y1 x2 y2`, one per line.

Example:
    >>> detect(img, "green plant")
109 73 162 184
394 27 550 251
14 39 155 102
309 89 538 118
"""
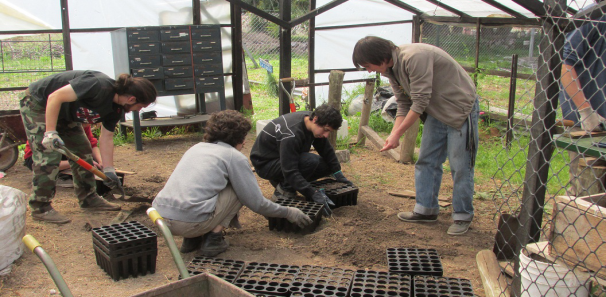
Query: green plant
166 125 189 136
141 126 162 139
112 128 134 146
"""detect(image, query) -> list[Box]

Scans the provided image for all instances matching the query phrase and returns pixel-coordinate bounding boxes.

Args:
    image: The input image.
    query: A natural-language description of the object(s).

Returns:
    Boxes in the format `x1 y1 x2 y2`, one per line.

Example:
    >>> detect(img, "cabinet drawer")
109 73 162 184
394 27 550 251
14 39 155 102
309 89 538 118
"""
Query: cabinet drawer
131 68 164 80
130 55 162 68
165 78 194 91
129 42 161 55
192 40 221 52
162 54 192 66
127 29 160 42
160 28 190 41
192 52 222 65
161 42 191 54
194 64 223 76
191 27 220 40
164 66 192 78
195 76 224 91
150 79 165 92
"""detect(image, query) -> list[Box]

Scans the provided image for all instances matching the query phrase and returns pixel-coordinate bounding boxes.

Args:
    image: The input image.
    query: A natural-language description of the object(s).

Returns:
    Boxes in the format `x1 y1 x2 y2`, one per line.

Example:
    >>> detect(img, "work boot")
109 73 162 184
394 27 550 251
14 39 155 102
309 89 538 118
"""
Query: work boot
80 195 121 211
32 209 72 224
397 212 438 223
271 184 297 201
199 231 229 257
447 221 471 236
180 236 204 253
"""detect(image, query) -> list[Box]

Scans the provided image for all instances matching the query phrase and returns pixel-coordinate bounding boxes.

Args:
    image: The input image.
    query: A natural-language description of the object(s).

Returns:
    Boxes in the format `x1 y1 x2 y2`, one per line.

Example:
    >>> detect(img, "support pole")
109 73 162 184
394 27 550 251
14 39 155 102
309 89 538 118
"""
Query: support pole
327 70 344 148
357 80 375 145
278 0 292 115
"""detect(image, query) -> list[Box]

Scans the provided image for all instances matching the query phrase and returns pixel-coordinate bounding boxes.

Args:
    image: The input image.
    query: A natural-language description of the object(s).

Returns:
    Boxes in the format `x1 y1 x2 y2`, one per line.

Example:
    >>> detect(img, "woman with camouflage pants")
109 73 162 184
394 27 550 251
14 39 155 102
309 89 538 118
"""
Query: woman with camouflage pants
20 70 157 224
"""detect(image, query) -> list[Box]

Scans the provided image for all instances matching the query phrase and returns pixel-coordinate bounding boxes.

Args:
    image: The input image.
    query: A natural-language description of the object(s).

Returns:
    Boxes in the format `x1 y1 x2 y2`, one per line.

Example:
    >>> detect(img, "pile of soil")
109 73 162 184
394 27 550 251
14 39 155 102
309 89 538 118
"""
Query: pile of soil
0 132 497 296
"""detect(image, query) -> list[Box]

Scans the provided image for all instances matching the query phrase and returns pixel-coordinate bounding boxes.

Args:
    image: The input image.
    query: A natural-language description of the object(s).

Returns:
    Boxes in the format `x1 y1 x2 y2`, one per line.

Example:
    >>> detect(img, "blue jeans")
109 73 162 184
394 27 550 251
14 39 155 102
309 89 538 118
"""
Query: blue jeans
413 98 479 222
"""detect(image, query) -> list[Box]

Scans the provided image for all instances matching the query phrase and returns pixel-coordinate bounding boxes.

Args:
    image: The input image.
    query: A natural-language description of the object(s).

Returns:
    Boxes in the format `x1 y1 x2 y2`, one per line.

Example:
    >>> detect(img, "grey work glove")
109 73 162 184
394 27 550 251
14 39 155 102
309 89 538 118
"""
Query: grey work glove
103 167 123 190
332 171 353 186
579 107 606 133
42 131 65 151
312 189 335 217
285 207 313 228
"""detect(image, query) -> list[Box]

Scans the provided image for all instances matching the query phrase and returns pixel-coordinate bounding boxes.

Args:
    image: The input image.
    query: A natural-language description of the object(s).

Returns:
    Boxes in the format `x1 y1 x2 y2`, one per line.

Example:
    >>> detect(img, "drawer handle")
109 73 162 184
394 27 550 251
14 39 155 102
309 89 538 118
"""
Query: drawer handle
198 34 211 37
141 62 151 65
139 37 150 40
173 72 185 75
172 60 184 63
204 83 215 86
171 48 183 51
143 75 155 78
199 47 212 49
140 50 151 52
175 85 186 87
200 59 212 62
203 71 213 73
169 36 181 39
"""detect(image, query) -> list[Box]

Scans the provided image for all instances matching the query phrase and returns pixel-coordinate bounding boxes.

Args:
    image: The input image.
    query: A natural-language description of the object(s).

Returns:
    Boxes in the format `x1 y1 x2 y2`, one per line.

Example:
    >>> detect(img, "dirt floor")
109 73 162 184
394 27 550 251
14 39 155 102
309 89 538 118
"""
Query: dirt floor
0 131 499 297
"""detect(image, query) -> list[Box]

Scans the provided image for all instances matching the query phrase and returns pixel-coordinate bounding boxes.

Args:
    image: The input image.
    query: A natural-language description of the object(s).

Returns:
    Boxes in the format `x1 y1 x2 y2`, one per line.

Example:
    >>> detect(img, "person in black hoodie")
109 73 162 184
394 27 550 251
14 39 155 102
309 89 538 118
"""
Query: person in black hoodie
250 104 353 216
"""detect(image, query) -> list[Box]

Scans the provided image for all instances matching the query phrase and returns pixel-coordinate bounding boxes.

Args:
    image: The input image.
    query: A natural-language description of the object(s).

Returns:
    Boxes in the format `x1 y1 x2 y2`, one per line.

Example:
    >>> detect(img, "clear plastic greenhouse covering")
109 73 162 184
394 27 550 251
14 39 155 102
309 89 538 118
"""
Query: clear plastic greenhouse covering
0 0 233 118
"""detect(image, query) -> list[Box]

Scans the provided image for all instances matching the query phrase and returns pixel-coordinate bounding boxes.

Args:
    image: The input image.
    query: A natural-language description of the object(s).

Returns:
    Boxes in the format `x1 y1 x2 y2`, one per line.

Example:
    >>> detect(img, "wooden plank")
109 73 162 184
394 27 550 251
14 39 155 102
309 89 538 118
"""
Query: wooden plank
360 125 400 161
438 201 451 208
476 250 510 297
110 209 133 225
388 190 416 198
498 261 515 278
399 118 419 164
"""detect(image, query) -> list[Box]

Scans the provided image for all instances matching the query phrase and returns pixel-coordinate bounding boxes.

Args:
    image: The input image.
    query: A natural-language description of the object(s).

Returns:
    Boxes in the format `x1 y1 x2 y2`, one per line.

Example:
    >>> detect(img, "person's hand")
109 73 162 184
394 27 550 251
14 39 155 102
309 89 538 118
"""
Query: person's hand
103 167 123 190
380 133 400 152
312 189 335 217
579 107 606 133
42 131 64 151
93 160 102 170
285 207 313 228
332 171 353 186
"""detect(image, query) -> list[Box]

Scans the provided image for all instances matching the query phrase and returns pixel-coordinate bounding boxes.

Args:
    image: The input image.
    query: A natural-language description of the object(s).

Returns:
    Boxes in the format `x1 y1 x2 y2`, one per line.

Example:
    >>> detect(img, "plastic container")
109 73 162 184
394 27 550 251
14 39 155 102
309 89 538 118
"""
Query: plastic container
519 249 589 297
0 186 27 275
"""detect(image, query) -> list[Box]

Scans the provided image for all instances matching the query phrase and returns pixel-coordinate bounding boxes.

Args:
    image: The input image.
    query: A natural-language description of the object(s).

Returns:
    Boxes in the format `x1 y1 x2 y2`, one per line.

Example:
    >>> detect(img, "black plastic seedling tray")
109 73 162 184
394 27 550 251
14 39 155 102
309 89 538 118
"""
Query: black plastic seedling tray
413 275 475 297
92 221 157 252
350 270 412 297
234 262 300 296
94 244 157 281
267 198 323 234
386 248 444 276
309 178 359 208
186 256 245 283
289 265 354 297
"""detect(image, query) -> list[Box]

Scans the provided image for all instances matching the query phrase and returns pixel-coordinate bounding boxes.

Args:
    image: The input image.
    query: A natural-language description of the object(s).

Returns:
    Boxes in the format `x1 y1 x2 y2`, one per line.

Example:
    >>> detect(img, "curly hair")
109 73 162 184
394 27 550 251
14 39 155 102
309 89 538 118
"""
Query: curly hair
352 36 397 69
203 110 252 147
114 73 157 105
310 104 342 130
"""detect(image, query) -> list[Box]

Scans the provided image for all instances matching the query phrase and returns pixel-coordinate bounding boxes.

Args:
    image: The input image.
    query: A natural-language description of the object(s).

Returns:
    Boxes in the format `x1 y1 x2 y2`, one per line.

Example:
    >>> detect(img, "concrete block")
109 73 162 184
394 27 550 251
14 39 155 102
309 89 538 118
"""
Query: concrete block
256 120 271 136
335 150 350 163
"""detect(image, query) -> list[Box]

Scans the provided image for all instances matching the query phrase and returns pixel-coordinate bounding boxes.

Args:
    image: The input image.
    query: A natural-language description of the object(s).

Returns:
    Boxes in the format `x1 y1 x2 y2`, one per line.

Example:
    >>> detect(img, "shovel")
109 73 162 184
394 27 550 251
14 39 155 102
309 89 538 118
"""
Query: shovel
54 143 126 200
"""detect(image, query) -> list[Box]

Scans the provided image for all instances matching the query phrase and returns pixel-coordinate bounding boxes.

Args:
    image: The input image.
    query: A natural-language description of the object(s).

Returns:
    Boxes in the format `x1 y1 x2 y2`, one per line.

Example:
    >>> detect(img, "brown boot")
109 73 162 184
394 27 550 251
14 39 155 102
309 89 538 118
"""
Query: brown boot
32 209 72 224
81 195 121 211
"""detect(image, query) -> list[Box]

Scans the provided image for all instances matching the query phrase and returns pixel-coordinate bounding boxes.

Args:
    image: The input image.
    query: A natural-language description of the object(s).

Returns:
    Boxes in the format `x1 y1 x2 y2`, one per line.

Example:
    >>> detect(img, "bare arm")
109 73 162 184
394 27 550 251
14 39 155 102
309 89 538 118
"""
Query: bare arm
92 146 103 168
381 111 421 152
99 126 115 168
45 85 78 132
561 64 591 110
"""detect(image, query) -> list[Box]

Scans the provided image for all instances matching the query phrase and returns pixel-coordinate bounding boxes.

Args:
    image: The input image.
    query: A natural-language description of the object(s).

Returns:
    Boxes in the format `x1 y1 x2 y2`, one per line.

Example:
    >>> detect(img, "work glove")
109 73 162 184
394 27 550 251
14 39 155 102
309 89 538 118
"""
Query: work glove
579 107 606 133
312 189 335 217
285 207 313 228
42 131 64 151
332 171 353 186
103 167 123 190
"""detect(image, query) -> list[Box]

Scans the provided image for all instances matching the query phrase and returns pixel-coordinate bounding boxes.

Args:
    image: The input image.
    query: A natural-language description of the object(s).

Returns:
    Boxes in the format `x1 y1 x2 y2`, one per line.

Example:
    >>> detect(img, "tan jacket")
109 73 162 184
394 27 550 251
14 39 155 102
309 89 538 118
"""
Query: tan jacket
382 43 476 129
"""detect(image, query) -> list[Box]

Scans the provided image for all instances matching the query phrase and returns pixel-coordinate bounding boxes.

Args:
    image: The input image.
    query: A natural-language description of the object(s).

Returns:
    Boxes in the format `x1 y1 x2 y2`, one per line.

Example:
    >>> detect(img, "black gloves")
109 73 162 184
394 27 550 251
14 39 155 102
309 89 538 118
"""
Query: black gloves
285 207 313 228
332 171 353 186
312 189 335 217
103 167 123 190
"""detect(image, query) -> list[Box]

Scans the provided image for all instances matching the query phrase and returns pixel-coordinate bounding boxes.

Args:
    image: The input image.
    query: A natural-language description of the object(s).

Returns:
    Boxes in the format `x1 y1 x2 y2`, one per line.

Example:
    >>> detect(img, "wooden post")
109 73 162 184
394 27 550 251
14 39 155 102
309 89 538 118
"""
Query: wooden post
327 70 344 148
476 250 511 297
399 119 419 163
357 80 375 145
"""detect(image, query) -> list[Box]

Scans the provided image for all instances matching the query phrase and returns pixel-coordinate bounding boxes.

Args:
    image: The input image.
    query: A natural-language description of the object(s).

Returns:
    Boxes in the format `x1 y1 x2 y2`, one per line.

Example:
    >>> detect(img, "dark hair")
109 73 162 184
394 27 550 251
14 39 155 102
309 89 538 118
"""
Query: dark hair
310 104 342 130
203 110 252 147
114 74 157 105
352 36 397 69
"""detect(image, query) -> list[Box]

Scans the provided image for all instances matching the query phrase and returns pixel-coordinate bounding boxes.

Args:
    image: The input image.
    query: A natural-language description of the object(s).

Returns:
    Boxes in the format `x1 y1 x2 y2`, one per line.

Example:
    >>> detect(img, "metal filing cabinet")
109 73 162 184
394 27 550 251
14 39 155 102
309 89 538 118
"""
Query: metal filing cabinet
111 25 225 110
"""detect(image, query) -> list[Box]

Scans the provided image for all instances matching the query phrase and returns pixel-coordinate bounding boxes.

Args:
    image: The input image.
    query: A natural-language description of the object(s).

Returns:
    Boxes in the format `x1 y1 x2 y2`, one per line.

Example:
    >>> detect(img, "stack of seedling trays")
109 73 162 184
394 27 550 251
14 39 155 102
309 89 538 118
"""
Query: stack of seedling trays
350 270 412 297
413 275 475 297
289 265 355 297
186 256 245 283
309 178 359 208
386 248 444 276
268 198 323 234
92 221 157 281
233 262 299 296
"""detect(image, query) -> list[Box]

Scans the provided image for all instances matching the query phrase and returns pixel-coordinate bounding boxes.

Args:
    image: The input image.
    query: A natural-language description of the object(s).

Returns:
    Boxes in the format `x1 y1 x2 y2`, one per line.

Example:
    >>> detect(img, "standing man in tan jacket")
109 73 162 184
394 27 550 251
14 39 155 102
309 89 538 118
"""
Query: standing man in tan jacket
352 36 479 235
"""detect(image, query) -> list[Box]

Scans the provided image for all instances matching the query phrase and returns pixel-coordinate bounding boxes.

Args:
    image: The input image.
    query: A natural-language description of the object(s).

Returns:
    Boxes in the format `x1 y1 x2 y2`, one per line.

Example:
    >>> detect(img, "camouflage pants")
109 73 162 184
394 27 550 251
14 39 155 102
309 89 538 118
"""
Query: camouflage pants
20 92 97 212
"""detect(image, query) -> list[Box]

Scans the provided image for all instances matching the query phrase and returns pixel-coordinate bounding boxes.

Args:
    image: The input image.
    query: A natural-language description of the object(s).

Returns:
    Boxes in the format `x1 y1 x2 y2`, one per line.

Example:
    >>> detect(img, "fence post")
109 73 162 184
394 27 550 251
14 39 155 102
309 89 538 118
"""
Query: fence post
357 80 375 145
328 70 344 148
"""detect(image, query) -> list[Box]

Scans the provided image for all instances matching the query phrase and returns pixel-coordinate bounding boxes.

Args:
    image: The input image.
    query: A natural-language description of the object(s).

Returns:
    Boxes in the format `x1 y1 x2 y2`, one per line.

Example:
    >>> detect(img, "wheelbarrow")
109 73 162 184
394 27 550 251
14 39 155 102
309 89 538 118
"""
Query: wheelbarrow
0 110 26 171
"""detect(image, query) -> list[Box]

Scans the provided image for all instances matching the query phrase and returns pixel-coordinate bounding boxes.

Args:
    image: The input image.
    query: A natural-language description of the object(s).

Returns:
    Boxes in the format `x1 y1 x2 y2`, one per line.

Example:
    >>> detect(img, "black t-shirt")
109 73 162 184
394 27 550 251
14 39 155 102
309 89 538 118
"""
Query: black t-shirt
28 70 123 132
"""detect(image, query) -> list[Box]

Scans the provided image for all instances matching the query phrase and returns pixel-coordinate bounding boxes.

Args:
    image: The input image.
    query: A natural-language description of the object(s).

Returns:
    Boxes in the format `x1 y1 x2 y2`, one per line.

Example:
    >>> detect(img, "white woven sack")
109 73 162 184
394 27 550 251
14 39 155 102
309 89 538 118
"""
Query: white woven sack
0 185 28 275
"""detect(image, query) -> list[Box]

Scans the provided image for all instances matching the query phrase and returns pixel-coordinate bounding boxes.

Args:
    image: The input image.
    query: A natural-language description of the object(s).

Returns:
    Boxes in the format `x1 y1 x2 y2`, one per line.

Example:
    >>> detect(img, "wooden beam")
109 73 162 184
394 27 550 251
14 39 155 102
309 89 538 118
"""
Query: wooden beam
356 81 375 146
223 0 290 28
278 0 292 115
399 119 419 163
480 0 528 19
425 0 472 18
361 125 400 161
422 16 541 26
477 250 511 297
290 0 349 28
328 70 344 148
511 0 545 17
382 0 423 15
